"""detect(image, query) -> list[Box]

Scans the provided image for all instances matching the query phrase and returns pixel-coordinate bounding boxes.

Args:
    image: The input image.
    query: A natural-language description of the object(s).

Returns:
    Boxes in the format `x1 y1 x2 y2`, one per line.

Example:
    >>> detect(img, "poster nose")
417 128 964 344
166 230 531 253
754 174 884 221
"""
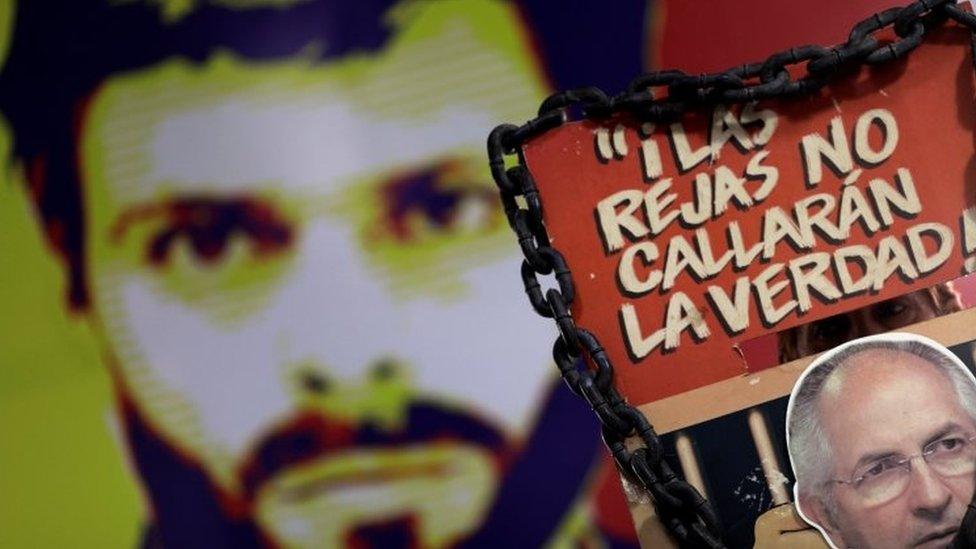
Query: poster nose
290 357 414 430
908 459 953 515
271 218 402 383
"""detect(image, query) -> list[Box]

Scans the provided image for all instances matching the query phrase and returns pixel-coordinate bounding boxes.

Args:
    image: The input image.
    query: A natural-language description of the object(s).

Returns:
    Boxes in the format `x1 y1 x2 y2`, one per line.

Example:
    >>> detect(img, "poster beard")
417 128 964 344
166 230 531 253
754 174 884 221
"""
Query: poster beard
119 377 602 548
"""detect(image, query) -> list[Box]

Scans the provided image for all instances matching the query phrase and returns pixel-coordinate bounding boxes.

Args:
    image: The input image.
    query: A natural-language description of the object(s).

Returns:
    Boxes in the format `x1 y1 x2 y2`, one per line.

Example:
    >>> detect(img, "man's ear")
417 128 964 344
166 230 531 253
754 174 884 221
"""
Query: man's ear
797 493 844 548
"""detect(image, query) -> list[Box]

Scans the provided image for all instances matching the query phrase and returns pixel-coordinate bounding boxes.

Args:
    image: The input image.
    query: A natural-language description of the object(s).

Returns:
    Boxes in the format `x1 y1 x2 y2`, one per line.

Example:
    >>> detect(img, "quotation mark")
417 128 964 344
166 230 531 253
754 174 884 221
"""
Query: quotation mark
596 124 629 162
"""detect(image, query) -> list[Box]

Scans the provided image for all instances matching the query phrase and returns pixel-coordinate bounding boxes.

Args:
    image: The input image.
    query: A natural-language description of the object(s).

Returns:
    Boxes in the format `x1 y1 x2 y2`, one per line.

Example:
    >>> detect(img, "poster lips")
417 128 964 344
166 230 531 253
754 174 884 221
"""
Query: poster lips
238 401 509 501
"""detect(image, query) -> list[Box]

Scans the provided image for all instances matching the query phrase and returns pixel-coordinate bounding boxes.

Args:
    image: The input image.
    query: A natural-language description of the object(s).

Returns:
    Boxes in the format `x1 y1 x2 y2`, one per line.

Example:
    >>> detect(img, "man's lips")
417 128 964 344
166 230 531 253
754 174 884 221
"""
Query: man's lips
237 401 509 500
913 527 958 547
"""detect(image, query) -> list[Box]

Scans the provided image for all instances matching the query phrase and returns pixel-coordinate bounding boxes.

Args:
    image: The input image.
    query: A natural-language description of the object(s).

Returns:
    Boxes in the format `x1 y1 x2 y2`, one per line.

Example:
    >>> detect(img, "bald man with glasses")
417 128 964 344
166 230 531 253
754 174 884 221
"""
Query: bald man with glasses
787 334 976 549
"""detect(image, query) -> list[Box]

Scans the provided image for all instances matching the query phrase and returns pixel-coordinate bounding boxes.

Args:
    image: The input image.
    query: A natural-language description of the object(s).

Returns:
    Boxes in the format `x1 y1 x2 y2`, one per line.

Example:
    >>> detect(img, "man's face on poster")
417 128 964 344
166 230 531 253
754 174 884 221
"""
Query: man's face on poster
797 352 976 549
76 8 553 546
781 288 959 362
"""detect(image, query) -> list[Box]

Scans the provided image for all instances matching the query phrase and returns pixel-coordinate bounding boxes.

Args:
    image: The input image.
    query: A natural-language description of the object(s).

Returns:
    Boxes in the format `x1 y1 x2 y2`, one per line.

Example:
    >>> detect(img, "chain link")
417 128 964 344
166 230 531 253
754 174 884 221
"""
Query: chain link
487 1 976 547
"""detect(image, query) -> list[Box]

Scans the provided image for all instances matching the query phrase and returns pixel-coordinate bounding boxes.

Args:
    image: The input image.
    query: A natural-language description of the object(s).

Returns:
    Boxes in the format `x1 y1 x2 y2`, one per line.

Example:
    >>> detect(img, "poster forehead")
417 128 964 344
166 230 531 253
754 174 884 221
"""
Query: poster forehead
523 25 976 406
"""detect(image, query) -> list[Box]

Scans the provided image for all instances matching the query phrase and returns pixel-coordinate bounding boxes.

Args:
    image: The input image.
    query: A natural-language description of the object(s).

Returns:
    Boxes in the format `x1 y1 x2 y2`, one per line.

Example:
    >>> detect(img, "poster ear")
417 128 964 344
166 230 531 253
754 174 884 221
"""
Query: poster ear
796 494 841 547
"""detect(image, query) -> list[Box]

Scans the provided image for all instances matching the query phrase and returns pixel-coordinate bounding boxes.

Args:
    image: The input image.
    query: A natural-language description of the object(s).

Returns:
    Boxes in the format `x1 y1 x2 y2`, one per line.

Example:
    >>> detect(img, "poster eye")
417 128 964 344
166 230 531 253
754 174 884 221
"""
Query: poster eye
811 316 848 348
144 198 293 267
873 299 908 322
379 159 496 241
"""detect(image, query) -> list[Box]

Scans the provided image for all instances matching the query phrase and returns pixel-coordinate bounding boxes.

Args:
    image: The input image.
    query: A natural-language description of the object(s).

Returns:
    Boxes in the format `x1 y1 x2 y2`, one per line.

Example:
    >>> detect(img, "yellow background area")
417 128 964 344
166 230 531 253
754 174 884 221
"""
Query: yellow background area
0 1 141 542
0 173 143 545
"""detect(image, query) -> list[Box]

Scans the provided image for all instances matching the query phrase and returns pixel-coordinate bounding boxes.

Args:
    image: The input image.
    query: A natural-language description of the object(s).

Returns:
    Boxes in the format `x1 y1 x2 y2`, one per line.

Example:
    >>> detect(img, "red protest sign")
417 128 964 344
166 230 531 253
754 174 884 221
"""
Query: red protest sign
523 25 976 407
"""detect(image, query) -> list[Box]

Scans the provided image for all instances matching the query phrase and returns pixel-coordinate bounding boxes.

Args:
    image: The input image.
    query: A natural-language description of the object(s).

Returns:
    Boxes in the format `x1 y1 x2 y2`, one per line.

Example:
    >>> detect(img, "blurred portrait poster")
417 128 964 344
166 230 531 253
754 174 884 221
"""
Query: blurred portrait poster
0 0 655 547
0 0 955 548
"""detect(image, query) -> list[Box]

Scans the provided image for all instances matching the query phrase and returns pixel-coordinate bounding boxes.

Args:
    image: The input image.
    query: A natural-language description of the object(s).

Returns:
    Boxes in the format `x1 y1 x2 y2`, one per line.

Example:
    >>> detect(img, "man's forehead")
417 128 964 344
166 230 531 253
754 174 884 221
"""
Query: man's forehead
821 350 937 397
82 20 546 207
818 349 973 436
813 349 976 474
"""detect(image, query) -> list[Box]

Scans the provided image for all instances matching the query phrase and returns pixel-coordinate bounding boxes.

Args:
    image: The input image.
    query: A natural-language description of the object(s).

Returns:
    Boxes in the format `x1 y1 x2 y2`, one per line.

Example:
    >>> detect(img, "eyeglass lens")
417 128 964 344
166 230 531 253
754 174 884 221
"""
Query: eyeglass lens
852 436 976 505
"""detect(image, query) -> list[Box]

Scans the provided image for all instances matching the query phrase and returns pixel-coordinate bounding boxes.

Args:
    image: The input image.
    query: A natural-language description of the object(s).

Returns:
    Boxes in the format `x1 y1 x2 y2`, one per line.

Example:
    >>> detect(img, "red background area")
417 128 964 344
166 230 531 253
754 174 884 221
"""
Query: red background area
528 25 976 406
653 0 910 72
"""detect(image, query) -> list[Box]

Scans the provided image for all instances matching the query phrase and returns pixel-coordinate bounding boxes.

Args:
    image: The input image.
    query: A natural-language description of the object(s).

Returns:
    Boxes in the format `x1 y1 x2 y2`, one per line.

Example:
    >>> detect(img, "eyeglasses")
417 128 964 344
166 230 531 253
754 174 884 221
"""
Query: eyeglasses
829 434 976 506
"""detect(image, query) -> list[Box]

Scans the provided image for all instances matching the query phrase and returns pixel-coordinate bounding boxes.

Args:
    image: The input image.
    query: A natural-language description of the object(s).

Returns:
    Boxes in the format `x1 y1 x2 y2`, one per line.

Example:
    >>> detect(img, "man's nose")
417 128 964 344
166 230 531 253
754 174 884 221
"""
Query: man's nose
290 358 413 432
908 459 954 520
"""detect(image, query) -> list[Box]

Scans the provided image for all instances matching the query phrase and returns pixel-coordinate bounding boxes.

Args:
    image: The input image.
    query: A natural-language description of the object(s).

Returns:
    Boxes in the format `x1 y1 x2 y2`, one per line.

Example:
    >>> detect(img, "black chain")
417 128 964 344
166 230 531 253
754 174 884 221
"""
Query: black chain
487 2 976 547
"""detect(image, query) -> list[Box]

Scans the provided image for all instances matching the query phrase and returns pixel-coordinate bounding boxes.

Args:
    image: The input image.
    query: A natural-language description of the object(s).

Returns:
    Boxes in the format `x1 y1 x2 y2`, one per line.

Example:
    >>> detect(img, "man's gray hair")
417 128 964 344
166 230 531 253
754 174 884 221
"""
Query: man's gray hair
787 335 976 499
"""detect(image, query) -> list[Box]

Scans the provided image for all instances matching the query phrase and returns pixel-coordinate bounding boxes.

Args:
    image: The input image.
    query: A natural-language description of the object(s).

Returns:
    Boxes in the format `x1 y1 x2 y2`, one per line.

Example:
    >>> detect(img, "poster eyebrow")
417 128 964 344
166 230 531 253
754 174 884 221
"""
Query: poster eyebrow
851 421 967 471
110 196 273 240
110 202 169 240
922 421 965 449
851 450 900 474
